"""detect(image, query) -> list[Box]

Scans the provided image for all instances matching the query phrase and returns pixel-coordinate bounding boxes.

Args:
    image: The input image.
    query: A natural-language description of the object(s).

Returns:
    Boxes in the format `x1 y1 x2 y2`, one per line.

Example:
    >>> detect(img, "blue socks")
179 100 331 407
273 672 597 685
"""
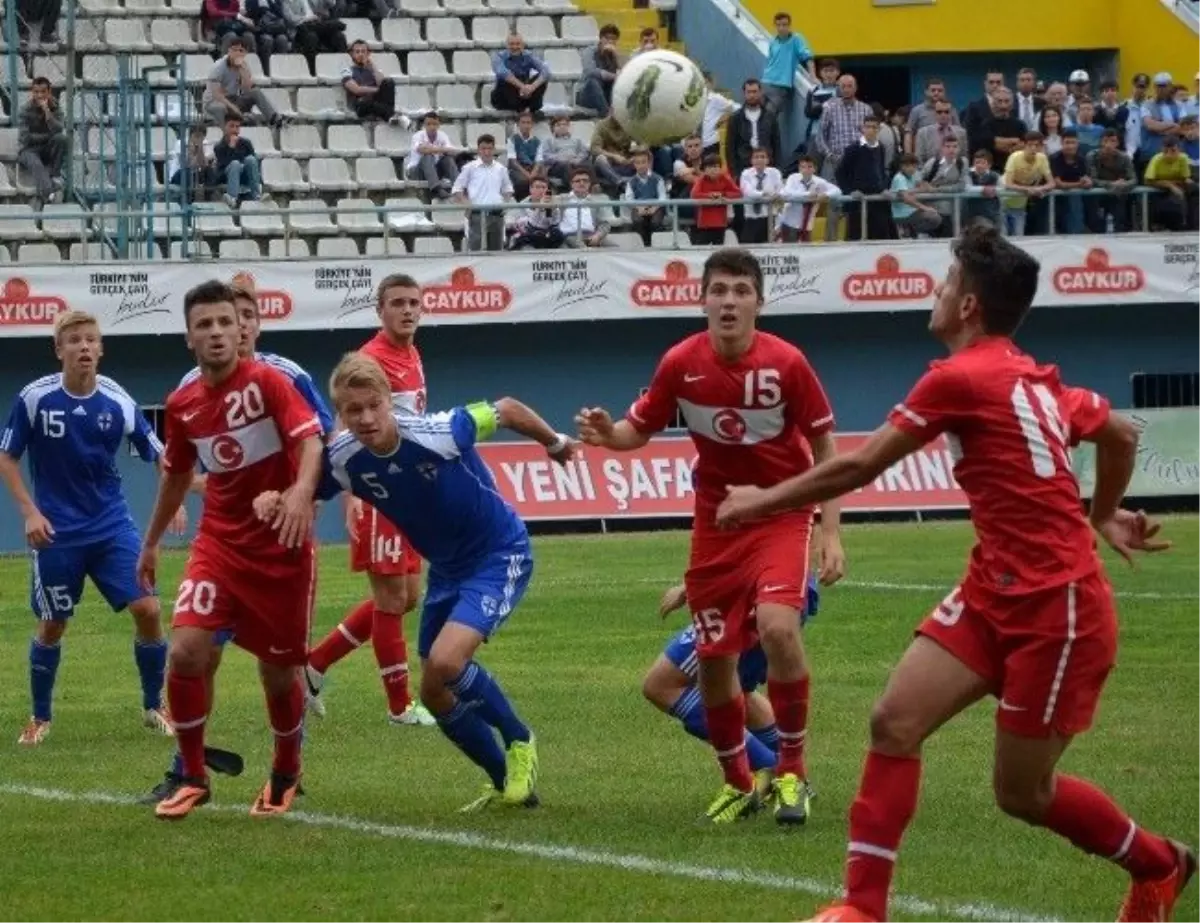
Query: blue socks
449 661 530 746
134 638 168 711
752 723 780 753
435 700 507 791
668 688 778 772
29 638 61 722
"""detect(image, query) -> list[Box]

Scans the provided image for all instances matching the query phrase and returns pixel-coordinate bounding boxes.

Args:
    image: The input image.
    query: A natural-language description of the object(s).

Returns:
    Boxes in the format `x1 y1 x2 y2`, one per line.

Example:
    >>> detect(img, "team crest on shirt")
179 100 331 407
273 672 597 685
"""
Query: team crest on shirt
210 434 246 469
96 411 113 432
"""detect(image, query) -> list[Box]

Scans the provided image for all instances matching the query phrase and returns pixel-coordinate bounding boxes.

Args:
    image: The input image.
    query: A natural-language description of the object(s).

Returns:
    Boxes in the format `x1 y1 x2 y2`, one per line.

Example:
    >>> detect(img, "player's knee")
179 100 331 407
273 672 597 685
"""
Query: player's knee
259 662 299 697
425 648 465 686
641 670 677 712
128 598 162 638
167 635 210 676
36 619 66 645
371 579 408 616
992 769 1055 823
757 616 802 660
867 697 925 756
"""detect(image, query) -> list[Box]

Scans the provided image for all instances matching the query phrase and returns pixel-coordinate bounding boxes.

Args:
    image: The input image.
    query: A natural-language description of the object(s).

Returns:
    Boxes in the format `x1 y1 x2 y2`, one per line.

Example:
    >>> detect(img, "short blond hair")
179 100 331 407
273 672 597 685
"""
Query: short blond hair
53 310 100 343
329 352 391 407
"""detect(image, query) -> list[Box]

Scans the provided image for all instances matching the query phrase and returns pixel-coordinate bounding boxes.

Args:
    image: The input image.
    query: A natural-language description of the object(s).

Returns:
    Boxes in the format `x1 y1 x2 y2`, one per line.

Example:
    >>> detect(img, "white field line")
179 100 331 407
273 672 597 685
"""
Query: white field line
0 783 1060 923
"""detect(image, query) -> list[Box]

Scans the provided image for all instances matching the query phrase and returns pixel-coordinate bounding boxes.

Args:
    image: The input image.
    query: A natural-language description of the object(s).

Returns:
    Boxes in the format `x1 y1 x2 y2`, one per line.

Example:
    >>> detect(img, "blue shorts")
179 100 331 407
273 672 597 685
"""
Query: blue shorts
29 527 153 621
418 542 533 660
662 574 820 692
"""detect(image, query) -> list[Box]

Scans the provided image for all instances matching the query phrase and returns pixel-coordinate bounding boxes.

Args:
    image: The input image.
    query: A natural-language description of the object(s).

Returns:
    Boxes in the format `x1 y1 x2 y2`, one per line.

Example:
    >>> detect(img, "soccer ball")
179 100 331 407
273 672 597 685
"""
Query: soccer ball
612 50 708 148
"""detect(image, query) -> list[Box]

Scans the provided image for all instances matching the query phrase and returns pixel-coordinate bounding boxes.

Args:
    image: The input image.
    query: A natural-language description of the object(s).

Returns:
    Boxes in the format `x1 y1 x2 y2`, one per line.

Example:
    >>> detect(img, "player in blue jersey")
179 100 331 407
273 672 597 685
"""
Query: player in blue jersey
253 351 575 811
141 278 335 803
0 310 186 745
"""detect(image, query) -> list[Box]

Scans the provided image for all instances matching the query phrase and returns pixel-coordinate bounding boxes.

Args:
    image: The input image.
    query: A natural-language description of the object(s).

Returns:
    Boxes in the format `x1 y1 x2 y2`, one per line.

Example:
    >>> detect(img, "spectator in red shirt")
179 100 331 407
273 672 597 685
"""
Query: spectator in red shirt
689 154 741 245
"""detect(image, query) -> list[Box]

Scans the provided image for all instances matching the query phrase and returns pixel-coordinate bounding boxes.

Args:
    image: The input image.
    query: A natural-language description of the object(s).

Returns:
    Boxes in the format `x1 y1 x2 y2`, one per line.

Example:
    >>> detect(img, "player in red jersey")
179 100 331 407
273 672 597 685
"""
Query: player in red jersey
137 280 325 821
577 248 847 826
717 225 1194 923
303 273 435 727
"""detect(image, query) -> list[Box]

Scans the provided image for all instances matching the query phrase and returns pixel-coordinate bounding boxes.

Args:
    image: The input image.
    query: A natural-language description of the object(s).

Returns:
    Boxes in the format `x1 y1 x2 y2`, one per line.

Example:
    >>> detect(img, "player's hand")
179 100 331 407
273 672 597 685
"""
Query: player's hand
575 407 615 447
658 583 687 619
272 485 315 549
253 490 283 522
168 505 188 536
818 534 846 586
1094 508 1171 567
715 484 770 528
24 509 54 548
343 495 363 536
136 545 159 593
547 435 578 466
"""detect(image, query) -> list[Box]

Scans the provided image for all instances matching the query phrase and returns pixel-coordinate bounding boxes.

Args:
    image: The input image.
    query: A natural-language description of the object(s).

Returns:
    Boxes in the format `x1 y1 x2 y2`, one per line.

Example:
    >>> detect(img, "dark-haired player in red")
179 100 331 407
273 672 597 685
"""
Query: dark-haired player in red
577 247 846 826
718 225 1194 922
137 279 325 821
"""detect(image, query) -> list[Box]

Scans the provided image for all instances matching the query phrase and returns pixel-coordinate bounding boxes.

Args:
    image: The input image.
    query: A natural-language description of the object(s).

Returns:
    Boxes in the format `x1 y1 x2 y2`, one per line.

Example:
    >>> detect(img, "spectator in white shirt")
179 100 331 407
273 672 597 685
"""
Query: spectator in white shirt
405 111 459 200
738 148 783 243
701 71 737 157
1013 67 1044 131
776 154 839 241
507 176 564 250
452 134 514 251
559 167 611 247
622 149 668 246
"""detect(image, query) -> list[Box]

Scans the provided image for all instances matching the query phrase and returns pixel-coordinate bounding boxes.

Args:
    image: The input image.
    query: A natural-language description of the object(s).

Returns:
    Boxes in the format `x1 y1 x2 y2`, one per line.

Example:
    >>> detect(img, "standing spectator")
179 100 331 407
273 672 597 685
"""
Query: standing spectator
1001 131 1054 235
342 40 403 124
1094 81 1123 135
1065 70 1091 123
1037 105 1065 157
243 0 292 70
286 0 346 70
1049 130 1090 233
559 167 611 248
872 102 900 174
701 71 736 159
622 149 667 246
776 155 839 242
631 27 658 57
918 135 968 234
1122 73 1151 168
1072 99 1104 155
962 71 1006 140
725 79 782 183
576 24 620 114
168 124 217 202
1086 129 1135 231
17 77 65 208
404 112 460 200
214 115 266 208
836 113 893 240
536 115 590 191
801 58 840 161
670 134 705 222
1144 136 1198 230
890 153 941 238
914 100 966 165
1043 82 1068 113
760 11 814 145
507 176 563 250
905 78 958 144
690 154 740 245
963 149 1002 228
1013 68 1043 131
203 38 281 126
970 87 1024 173
1141 73 1184 169
1187 74 1200 119
817 73 872 240
16 0 61 46
452 134 514 252
491 33 549 115
203 0 259 54
738 147 783 243
507 110 541 201
590 112 636 194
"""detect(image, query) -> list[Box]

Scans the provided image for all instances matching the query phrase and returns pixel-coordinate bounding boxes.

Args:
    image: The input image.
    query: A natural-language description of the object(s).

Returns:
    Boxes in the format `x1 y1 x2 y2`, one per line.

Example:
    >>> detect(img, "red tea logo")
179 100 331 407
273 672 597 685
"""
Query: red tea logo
231 271 293 321
1052 248 1144 295
0 278 68 326
422 268 512 314
631 260 703 308
842 255 936 302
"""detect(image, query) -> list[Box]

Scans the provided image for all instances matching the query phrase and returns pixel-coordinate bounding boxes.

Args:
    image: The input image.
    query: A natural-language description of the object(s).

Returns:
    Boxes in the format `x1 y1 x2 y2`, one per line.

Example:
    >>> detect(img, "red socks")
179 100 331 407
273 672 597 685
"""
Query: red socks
767 675 810 778
168 672 209 779
371 609 412 717
844 751 923 921
266 678 305 777
307 599 372 674
704 695 754 793
1042 774 1176 881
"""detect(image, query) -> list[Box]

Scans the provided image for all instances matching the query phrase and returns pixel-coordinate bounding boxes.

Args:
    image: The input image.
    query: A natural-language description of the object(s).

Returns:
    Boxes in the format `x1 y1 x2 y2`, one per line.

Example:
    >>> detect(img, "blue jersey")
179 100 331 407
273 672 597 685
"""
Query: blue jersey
319 403 527 580
177 351 334 435
1 373 161 548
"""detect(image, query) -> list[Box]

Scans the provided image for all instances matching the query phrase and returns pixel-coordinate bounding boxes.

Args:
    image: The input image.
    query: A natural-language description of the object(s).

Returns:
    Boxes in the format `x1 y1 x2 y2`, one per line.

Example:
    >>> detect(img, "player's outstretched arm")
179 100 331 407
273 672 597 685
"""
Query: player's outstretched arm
1084 413 1171 564
138 468 194 591
809 431 846 586
575 407 651 452
272 434 324 549
0 451 53 547
493 397 576 463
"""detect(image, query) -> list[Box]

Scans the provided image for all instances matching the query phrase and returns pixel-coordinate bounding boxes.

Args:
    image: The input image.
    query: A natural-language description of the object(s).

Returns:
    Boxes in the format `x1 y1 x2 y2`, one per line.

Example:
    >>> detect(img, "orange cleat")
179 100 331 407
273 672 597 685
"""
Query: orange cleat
1117 840 1197 922
154 778 210 820
805 903 879 922
249 771 301 817
17 717 50 746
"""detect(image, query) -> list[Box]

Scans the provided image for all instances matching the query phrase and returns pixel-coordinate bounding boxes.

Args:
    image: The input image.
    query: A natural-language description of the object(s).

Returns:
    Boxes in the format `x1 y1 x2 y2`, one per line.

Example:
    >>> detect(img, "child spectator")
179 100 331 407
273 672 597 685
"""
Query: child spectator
776 154 839 242
738 147 783 244
890 152 941 237
507 109 541 200
622 149 668 246
964 148 1002 227
507 176 564 250
689 154 741 245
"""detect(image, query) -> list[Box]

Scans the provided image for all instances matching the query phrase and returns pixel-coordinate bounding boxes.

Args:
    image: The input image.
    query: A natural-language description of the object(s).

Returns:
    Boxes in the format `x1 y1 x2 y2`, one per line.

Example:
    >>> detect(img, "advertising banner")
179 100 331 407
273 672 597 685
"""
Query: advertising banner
0 235 1192 337
1073 408 1199 498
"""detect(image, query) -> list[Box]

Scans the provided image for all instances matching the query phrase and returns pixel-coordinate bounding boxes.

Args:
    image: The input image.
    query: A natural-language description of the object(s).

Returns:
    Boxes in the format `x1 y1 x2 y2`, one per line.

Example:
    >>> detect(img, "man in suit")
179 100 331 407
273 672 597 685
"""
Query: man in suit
725 78 782 180
914 101 967 165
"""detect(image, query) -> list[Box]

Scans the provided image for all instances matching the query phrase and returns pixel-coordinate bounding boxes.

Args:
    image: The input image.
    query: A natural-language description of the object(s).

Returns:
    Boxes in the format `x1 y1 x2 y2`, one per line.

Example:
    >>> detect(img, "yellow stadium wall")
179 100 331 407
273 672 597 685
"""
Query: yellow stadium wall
1112 1 1198 88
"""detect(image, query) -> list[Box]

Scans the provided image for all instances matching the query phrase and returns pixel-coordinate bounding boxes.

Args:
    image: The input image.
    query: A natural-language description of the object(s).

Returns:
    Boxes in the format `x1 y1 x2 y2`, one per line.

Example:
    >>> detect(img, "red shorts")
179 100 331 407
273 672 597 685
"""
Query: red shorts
350 503 422 576
918 569 1118 738
172 538 317 667
684 513 812 658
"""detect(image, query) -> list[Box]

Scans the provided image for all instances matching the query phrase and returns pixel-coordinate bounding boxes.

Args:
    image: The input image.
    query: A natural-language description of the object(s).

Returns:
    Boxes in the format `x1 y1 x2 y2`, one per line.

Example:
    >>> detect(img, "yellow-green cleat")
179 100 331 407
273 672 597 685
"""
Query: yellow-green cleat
704 783 760 824
459 785 503 814
503 735 539 806
773 772 813 826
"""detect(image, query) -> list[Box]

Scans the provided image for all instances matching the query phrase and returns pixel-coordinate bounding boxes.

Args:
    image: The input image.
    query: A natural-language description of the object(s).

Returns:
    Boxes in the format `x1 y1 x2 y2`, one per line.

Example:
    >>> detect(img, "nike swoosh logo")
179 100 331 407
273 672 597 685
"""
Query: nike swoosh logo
998 700 1027 712
268 646 292 656
762 584 790 593
684 374 705 383
181 411 200 422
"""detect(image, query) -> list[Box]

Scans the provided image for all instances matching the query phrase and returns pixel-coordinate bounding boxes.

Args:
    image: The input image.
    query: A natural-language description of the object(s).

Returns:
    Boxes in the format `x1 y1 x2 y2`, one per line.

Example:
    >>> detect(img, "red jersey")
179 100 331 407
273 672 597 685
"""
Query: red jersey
163 358 324 560
690 173 742 229
628 331 834 531
887 337 1111 596
360 331 427 414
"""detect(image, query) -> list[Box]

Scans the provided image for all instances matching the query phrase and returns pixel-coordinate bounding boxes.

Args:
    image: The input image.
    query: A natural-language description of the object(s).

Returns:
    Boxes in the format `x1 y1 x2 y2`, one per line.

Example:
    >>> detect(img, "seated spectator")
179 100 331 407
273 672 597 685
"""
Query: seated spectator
1144 136 1198 230
590 112 636 194
1086 129 1135 231
203 0 259 54
214 116 266 208
167 124 217 201
964 149 1002 227
339 0 388 21
690 154 741 245
17 0 61 46
575 24 621 114
560 168 611 248
632 27 659 56
243 0 292 69
536 115 590 191
890 153 941 238
1050 130 1090 233
836 114 893 240
726 79 782 181
971 87 1024 174
914 100 966 165
342 40 404 124
507 176 563 250
1181 115 1200 171
286 0 347 69
1002 131 1054 235
491 33 549 115
1037 105 1065 157
1073 99 1105 155
203 38 281 126
17 77 65 207
917 135 967 235
404 112 459 200
622 149 667 246
452 134 514 252
776 154 839 242
701 72 736 160
507 110 541 200
738 147 783 243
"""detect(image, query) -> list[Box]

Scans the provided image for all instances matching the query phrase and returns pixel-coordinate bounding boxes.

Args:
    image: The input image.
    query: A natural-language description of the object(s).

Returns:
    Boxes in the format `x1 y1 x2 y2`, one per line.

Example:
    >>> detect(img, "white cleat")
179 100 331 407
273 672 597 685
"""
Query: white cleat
143 707 175 737
304 664 327 719
389 703 436 727
17 717 50 746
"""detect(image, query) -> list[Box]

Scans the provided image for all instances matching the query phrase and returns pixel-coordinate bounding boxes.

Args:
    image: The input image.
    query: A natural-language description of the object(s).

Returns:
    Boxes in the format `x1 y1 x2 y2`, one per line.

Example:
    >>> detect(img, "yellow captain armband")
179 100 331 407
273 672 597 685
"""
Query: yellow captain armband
465 402 499 441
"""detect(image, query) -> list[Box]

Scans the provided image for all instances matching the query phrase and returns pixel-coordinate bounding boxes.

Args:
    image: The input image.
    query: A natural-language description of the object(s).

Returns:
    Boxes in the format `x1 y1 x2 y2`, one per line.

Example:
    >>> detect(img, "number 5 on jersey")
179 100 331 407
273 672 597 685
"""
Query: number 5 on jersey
743 370 781 407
